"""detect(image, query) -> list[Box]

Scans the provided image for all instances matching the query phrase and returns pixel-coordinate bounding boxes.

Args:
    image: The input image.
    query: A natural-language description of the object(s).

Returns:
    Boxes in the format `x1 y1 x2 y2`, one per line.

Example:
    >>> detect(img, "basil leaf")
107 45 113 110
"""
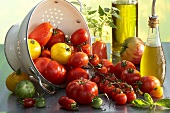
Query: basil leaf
131 99 150 108
155 98 170 108
98 5 105 16
144 93 154 105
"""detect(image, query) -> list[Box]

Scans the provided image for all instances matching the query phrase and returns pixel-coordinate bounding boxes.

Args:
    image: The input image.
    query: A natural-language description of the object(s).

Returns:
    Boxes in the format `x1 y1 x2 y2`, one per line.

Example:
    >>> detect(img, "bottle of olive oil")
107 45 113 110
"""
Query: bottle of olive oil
112 0 138 57
140 0 166 86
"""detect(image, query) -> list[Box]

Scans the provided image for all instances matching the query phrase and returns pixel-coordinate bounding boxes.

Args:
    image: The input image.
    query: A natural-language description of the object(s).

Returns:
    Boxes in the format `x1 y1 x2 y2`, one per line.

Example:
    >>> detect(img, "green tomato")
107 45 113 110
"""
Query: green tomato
91 97 103 109
15 80 35 99
36 96 46 108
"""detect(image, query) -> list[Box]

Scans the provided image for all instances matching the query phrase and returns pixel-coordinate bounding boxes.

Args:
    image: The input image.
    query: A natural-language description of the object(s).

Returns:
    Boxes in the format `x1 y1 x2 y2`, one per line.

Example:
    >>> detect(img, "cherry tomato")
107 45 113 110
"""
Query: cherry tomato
111 88 122 101
115 93 127 105
98 80 109 93
88 54 100 66
81 43 91 55
51 43 71 64
58 96 78 111
44 60 66 85
21 98 35 108
91 96 103 109
114 60 136 79
69 52 89 68
33 57 51 75
104 84 115 97
92 40 107 59
66 78 98 104
35 94 46 108
121 68 141 86
28 22 53 47
97 66 108 77
126 91 136 103
45 28 65 49
99 59 113 68
150 86 163 98
140 75 161 93
41 49 51 58
90 75 101 87
71 28 89 45
28 39 41 60
66 67 89 84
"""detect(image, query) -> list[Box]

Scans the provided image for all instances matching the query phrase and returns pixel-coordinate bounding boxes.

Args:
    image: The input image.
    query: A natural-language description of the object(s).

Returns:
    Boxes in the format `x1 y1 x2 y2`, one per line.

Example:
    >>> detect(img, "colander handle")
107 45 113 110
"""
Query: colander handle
29 67 56 95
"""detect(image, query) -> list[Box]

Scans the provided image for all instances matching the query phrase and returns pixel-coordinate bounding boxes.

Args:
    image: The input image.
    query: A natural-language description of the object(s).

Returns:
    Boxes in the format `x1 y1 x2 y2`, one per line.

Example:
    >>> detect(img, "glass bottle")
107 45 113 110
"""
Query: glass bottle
112 0 138 59
140 0 166 86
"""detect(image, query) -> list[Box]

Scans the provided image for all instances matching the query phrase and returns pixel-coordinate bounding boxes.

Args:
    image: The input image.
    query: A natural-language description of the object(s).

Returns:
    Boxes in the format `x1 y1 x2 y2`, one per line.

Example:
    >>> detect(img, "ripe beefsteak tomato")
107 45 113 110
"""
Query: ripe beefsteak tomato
66 78 98 104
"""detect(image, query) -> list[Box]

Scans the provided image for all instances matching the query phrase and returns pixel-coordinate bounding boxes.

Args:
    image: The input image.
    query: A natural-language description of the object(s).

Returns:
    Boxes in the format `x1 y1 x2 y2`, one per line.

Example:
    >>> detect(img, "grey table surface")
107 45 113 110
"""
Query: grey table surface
0 43 170 113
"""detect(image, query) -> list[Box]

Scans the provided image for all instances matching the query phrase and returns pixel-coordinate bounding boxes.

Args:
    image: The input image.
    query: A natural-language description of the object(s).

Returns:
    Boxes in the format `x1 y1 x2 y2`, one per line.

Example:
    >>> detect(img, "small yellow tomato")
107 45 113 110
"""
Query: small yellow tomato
51 43 71 64
6 68 30 93
28 39 41 60
150 86 163 98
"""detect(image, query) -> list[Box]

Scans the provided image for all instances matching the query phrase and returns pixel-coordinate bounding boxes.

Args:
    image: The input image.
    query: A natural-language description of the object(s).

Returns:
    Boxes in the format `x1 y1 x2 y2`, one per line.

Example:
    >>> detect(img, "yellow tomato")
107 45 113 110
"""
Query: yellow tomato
28 39 41 60
6 68 30 93
51 43 71 64
150 86 163 98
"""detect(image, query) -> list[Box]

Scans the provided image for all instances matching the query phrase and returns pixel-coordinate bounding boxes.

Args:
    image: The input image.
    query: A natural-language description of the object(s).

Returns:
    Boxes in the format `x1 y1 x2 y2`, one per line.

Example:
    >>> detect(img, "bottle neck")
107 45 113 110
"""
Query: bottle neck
146 25 161 47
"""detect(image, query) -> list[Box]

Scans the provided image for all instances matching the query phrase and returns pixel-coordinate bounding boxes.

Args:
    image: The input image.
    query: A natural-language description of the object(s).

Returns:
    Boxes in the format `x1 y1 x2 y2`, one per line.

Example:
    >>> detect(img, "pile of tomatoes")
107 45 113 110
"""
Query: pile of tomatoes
27 22 163 110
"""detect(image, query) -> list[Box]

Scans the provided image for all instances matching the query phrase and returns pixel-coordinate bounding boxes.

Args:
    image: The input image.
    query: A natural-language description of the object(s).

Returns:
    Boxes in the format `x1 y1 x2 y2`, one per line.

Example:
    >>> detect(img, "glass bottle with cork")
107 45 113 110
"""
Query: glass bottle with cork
140 0 166 86
112 0 138 59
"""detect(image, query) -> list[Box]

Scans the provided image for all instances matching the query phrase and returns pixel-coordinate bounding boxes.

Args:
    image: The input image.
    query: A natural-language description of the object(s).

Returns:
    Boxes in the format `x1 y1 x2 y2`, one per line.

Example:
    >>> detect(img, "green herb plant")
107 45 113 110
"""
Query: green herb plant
131 93 170 110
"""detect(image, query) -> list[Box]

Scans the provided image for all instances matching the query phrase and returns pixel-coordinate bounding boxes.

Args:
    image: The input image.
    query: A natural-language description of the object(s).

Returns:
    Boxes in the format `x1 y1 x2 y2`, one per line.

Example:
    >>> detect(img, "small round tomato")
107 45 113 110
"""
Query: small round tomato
41 49 51 58
114 60 136 79
28 39 41 60
81 43 91 55
121 68 141 86
150 86 163 98
111 88 122 101
66 68 89 84
126 91 136 103
115 93 127 105
140 75 161 93
88 54 100 66
104 84 115 97
71 28 89 45
91 97 103 109
66 78 98 104
98 80 109 93
51 43 71 64
45 28 65 49
90 75 101 87
69 52 89 68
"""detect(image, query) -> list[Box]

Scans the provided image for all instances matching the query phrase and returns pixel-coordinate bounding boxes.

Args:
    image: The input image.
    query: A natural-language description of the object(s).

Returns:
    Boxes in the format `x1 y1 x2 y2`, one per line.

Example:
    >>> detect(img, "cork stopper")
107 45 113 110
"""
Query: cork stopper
148 16 159 28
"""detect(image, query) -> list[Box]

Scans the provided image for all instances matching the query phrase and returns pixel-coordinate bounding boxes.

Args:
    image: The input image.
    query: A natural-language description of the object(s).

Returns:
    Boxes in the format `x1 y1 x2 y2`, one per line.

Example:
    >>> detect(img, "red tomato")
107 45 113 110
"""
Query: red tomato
58 96 78 111
66 68 89 84
111 87 122 101
41 49 51 58
22 98 36 108
88 54 100 66
33 57 51 75
100 59 113 68
44 60 66 85
140 75 161 93
121 68 141 86
98 80 109 93
28 22 53 47
71 28 89 45
45 28 65 49
81 44 91 55
92 40 107 59
126 91 136 103
114 60 136 79
104 84 115 97
90 75 101 87
66 78 98 104
69 52 89 68
115 93 127 105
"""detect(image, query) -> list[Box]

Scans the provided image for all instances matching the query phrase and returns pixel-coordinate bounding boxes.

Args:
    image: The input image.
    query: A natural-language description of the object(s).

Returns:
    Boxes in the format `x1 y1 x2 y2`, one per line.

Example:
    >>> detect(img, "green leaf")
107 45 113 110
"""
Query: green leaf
144 93 154 105
98 5 105 16
131 98 150 108
104 8 110 13
87 10 97 15
155 98 170 108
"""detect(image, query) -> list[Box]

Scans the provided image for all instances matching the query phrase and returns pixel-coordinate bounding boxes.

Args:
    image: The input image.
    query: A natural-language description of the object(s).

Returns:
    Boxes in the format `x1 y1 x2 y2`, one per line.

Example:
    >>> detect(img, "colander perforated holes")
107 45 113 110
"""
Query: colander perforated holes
42 8 63 27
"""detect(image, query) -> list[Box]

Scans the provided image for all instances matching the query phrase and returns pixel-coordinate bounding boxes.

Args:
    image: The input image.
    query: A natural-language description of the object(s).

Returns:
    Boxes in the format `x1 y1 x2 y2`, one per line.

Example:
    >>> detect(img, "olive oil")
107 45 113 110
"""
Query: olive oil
140 46 166 85
112 1 138 55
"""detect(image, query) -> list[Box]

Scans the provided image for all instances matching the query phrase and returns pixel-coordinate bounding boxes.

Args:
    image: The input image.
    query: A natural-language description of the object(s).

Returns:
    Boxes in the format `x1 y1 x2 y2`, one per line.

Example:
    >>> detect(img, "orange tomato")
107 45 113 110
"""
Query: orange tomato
150 86 163 98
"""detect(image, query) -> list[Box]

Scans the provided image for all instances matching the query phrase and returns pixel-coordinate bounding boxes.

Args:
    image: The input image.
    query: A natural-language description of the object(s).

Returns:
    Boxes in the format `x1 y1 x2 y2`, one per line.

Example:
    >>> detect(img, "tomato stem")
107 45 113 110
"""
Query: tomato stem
15 67 22 75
